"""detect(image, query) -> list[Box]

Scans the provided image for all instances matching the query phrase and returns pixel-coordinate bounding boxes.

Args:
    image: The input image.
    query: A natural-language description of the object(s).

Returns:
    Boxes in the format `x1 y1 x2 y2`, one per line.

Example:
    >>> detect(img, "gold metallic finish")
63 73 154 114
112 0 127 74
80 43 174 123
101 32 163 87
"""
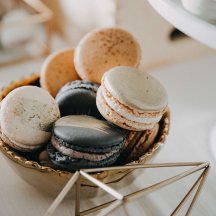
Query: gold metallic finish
44 162 210 216
80 171 124 200
0 74 170 187
185 167 210 216
44 171 79 216
171 169 205 216
96 200 123 216
75 176 80 216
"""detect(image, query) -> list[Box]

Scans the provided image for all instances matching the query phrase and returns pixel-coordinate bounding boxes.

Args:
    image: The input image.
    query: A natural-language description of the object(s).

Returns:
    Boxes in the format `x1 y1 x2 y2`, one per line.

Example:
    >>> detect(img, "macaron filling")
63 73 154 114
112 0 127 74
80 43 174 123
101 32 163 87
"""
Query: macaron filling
101 86 163 124
47 143 120 171
97 88 156 130
51 136 119 161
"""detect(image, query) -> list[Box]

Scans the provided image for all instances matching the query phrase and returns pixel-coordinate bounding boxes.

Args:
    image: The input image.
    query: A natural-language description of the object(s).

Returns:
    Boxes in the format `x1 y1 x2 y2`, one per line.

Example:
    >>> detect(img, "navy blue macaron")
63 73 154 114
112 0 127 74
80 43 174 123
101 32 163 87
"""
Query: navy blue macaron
47 115 127 171
55 80 102 119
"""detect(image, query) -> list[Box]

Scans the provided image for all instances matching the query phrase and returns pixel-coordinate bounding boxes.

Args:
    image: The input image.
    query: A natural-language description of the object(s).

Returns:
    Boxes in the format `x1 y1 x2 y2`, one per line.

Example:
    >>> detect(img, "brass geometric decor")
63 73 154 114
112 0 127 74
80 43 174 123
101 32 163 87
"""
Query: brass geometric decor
44 162 210 216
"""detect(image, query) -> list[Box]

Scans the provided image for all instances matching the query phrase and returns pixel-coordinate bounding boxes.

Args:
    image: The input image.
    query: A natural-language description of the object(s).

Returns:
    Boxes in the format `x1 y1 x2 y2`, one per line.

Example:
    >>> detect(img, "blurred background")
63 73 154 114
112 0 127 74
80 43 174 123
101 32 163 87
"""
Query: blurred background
0 0 214 72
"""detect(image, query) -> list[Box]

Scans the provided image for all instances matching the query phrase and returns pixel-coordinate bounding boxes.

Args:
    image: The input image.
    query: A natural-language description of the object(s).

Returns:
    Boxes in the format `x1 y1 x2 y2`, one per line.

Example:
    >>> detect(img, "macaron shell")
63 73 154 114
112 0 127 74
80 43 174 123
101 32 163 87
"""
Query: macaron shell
0 86 60 149
74 28 141 83
38 150 56 168
51 135 119 161
96 86 156 131
0 131 42 152
101 84 163 121
103 66 168 112
53 115 126 148
47 142 120 171
117 131 143 164
41 48 80 97
55 80 102 119
126 123 159 162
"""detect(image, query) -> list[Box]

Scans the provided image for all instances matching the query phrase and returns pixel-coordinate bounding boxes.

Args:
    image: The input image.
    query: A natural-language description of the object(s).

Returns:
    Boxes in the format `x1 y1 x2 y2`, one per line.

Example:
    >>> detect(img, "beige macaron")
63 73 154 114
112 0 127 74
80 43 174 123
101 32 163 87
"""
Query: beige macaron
74 28 141 84
96 66 168 131
40 48 80 97
0 86 60 152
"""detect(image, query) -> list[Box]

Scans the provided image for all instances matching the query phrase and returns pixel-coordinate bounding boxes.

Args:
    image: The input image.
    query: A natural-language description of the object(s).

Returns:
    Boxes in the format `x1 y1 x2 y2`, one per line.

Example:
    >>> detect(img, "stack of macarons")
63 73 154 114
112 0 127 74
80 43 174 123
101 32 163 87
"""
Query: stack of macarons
0 27 168 172
47 115 127 171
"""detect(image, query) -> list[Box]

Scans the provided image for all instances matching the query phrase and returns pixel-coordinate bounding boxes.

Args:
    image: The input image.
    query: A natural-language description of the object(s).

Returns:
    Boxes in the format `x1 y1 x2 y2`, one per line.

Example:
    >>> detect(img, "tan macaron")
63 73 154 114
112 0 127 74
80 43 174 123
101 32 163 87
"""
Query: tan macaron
74 28 141 84
41 48 80 97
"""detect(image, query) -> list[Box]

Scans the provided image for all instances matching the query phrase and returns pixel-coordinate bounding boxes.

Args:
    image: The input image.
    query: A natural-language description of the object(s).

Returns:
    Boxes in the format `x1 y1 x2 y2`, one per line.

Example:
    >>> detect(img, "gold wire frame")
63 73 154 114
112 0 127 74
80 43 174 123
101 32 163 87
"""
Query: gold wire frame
0 0 53 68
44 161 210 216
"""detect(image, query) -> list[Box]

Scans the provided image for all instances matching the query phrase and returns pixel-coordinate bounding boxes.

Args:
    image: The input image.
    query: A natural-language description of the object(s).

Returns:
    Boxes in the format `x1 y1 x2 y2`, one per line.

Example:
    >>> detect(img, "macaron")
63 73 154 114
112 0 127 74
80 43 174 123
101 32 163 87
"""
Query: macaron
74 27 141 83
96 66 168 131
40 48 80 97
123 123 159 163
47 115 127 171
38 150 55 168
0 86 60 152
0 102 2 134
55 80 102 119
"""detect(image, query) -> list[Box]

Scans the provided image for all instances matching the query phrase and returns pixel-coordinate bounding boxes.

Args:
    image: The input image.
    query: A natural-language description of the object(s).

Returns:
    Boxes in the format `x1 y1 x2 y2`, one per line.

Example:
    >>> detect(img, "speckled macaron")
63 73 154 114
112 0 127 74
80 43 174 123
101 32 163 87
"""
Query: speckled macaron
47 115 127 171
96 66 168 131
55 80 102 119
74 27 141 83
40 48 80 97
0 86 60 152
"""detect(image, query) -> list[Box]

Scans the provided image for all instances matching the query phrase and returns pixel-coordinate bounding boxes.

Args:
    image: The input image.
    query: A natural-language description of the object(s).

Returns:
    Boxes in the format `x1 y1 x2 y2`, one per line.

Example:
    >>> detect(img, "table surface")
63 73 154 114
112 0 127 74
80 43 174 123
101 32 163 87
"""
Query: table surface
0 52 216 216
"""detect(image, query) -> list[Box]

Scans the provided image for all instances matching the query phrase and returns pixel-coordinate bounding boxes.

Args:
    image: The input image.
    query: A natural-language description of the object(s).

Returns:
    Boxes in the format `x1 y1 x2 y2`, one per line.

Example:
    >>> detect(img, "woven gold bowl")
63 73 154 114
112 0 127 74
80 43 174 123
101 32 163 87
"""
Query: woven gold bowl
0 74 170 198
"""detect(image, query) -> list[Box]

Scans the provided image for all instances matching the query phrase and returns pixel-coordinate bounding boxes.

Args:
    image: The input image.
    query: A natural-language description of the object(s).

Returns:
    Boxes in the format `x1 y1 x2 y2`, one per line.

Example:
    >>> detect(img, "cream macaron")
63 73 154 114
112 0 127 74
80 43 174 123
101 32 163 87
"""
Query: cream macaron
74 27 141 84
0 86 60 151
96 66 168 131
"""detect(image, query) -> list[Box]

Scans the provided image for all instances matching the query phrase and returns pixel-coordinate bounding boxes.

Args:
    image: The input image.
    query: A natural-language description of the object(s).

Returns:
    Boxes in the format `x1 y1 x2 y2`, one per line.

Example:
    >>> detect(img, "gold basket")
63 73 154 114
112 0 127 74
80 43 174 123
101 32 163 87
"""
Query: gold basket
0 74 170 198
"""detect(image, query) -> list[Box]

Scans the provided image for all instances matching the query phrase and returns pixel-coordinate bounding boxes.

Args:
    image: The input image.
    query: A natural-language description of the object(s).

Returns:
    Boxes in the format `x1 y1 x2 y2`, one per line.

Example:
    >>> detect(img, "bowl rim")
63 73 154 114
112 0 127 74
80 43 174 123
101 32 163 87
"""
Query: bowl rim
0 74 170 178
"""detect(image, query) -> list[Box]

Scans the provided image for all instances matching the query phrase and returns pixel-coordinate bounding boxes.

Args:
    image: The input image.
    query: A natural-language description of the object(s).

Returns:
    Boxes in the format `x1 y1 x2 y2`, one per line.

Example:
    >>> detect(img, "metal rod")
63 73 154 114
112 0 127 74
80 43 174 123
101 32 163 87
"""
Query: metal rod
80 171 123 200
186 167 210 216
75 176 80 216
96 200 123 216
82 162 206 173
80 200 116 216
171 169 206 216
44 172 80 216
124 162 209 202
80 162 210 216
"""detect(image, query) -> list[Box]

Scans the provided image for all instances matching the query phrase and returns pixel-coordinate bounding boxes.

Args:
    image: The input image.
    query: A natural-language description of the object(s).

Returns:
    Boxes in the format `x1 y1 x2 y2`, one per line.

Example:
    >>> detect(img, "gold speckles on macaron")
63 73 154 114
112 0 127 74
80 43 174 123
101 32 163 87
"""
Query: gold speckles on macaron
74 28 141 84
0 86 60 151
